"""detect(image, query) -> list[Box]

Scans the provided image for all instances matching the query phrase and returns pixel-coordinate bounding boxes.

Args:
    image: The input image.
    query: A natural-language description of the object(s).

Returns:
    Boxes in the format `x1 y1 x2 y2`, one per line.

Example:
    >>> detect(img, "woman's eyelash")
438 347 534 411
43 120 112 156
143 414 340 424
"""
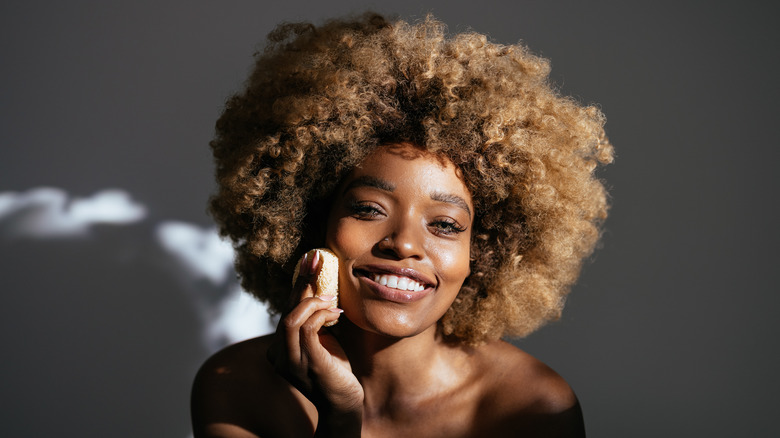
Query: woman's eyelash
431 220 467 235
349 201 383 218
348 201 466 235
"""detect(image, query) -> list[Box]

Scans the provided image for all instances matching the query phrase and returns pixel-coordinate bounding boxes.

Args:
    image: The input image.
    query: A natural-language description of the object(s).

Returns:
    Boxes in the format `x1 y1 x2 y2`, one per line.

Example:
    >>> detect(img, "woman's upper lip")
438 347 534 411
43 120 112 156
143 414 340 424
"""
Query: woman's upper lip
354 264 436 288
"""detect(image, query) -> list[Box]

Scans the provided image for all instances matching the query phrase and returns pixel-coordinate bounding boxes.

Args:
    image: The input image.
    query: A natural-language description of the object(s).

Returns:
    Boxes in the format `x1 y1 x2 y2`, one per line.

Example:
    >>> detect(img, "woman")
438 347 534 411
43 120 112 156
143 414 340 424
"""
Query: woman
192 13 612 437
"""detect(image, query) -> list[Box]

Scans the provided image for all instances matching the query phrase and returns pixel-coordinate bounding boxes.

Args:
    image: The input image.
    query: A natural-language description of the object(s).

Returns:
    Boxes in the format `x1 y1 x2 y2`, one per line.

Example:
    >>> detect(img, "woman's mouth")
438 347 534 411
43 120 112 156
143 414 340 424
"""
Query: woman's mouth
354 266 435 303
371 273 426 292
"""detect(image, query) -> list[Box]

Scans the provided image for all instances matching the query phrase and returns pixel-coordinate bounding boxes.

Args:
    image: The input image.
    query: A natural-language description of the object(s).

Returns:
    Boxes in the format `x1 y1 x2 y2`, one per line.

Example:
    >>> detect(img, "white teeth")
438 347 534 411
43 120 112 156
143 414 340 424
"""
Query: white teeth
372 274 425 292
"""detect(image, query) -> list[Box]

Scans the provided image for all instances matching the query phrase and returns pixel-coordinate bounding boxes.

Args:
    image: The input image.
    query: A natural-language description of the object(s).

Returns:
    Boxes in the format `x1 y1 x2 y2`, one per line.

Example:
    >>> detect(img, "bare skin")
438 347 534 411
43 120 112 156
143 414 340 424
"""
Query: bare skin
191 144 585 437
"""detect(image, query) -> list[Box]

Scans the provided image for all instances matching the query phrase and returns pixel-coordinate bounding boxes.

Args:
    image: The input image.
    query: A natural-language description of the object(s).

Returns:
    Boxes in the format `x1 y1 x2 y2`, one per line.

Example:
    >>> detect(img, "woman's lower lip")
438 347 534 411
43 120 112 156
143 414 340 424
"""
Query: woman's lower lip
360 276 431 303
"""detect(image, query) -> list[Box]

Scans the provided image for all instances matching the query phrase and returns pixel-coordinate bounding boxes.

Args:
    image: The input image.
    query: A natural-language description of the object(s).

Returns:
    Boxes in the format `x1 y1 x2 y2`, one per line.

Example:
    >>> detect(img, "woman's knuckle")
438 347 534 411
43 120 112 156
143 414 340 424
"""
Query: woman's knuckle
282 314 298 330
301 320 319 336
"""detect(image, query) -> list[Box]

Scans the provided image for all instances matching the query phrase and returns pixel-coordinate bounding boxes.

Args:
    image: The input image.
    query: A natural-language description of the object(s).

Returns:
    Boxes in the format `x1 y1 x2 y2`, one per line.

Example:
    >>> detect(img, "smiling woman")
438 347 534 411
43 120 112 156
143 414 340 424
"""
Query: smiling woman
326 143 473 339
192 12 612 438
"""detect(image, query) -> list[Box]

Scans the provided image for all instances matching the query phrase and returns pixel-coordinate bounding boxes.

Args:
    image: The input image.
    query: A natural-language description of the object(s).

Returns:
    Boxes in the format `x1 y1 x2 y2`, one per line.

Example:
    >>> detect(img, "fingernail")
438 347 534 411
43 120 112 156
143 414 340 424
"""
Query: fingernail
299 252 310 275
318 294 337 301
328 307 344 314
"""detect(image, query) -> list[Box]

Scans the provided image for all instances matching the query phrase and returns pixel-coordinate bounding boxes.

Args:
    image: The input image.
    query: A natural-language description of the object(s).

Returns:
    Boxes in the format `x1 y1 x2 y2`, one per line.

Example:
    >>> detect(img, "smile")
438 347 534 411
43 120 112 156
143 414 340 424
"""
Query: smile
360 275 431 304
354 265 435 303
372 274 426 292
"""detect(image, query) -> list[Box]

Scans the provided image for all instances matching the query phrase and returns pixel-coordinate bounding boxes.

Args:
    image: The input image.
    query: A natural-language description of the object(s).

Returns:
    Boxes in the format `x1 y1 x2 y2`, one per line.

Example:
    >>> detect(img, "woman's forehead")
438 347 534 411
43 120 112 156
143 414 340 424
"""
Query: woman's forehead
343 143 473 207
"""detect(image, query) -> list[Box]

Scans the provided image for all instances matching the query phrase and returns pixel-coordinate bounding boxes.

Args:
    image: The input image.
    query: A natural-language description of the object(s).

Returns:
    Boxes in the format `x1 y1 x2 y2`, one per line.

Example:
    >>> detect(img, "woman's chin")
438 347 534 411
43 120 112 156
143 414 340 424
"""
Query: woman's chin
341 306 434 340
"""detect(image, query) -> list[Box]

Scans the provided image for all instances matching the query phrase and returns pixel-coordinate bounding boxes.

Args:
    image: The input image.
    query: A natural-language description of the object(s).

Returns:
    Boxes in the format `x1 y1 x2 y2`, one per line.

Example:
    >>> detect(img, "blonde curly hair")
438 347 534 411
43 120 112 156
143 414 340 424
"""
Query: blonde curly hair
209 13 613 344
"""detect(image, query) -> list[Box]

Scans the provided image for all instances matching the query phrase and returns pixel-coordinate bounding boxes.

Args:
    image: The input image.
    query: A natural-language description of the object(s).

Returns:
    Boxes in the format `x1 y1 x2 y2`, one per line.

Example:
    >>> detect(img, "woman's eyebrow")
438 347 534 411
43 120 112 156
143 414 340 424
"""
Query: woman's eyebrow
343 175 395 193
344 177 471 218
430 191 471 219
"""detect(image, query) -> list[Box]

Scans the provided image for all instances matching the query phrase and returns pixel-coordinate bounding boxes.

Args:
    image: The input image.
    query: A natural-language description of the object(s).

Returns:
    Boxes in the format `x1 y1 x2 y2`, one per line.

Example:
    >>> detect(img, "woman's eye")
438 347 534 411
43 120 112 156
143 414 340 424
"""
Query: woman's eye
430 219 467 236
349 201 384 219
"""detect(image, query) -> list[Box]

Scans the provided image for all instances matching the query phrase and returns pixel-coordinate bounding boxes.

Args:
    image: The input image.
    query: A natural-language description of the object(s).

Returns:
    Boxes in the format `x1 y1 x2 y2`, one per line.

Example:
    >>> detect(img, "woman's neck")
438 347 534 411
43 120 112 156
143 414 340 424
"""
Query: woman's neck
334 321 474 418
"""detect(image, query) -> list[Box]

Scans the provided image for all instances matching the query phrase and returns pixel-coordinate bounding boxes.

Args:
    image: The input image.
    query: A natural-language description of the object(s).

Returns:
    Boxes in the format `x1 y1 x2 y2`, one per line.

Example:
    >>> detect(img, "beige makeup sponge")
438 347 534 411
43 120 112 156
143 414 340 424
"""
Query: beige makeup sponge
292 248 339 326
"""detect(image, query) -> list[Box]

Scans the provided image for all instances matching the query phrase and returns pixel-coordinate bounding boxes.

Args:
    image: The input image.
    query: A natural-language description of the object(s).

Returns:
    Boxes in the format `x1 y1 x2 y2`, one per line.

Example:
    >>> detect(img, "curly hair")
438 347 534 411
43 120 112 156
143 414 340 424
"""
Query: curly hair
209 13 613 344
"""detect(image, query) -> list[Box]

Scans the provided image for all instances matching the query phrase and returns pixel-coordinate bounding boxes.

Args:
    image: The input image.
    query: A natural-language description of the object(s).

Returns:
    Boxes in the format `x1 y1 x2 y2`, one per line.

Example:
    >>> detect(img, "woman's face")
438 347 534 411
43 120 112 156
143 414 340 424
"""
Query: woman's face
326 143 473 338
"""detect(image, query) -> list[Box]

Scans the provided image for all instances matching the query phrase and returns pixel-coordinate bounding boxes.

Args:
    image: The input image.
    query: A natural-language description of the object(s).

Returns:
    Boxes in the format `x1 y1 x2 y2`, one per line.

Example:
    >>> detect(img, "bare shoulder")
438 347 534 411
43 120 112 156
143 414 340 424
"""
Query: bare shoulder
191 335 315 438
472 340 585 437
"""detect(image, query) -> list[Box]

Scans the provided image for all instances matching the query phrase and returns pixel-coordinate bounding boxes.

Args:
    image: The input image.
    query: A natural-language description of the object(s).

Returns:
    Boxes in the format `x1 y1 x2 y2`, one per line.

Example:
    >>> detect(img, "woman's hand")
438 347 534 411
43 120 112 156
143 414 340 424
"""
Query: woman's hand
266 251 363 436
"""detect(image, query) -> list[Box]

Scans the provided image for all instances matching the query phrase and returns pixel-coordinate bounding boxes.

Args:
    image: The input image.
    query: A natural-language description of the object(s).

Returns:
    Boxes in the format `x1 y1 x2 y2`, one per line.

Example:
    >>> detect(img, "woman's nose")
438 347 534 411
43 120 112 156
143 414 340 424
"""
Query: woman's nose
376 219 424 260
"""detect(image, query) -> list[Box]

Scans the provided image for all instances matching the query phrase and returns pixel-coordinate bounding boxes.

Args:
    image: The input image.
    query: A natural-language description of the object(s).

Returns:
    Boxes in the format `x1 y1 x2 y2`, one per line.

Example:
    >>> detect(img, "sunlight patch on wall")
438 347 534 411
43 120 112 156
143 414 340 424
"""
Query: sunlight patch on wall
0 187 273 351
155 221 275 350
0 187 146 238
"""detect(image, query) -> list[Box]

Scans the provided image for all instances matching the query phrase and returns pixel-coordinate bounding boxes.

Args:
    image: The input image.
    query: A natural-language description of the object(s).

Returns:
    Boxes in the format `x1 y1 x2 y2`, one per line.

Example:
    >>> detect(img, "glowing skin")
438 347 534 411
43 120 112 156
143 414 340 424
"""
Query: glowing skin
326 143 473 338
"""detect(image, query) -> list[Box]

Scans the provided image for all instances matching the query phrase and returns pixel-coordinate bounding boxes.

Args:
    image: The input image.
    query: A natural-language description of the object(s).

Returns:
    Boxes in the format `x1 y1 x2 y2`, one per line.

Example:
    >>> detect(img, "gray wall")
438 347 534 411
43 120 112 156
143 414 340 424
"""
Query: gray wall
1 1 778 437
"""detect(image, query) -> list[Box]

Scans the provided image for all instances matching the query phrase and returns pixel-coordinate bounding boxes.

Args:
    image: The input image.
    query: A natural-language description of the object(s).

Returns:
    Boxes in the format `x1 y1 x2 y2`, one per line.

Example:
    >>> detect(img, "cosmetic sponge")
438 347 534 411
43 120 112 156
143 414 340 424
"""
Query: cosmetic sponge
292 248 340 326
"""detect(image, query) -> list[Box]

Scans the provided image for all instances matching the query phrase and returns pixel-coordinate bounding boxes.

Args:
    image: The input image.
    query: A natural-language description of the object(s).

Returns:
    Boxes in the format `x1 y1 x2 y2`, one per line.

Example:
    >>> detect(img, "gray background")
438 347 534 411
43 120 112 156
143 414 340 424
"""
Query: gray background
1 0 778 437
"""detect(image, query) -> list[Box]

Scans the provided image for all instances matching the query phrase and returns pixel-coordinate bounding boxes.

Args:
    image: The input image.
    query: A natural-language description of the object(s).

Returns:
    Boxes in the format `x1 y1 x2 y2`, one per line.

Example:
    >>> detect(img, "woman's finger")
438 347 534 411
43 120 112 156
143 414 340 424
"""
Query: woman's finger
299 306 343 368
278 294 338 362
274 249 323 358
292 249 322 302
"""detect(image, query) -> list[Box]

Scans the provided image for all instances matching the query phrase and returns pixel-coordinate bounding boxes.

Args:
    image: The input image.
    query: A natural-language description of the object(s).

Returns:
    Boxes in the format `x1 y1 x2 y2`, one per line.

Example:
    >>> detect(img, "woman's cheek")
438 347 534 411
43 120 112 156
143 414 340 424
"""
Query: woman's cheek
326 218 368 295
429 240 471 285
327 217 359 259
